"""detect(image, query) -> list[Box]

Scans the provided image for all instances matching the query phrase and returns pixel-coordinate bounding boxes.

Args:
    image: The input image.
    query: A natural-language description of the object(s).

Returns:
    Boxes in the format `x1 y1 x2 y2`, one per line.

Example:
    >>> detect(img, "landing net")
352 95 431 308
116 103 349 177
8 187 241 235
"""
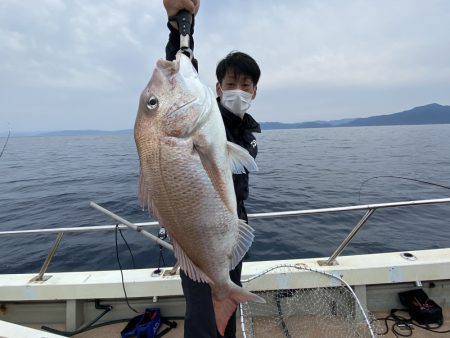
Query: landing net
239 264 380 338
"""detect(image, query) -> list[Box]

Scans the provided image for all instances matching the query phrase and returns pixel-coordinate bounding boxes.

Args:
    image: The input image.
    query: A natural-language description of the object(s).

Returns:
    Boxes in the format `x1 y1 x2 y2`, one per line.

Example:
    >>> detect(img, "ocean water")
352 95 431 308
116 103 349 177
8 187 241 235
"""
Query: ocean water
1 125 450 274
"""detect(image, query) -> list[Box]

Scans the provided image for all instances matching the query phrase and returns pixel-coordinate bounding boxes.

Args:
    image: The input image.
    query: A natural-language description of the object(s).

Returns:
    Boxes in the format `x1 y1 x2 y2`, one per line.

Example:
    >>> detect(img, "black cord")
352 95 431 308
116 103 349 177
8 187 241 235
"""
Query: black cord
376 311 414 338
42 228 175 337
42 301 114 337
158 245 167 270
118 226 136 269
376 309 450 337
413 322 450 334
115 224 139 314
359 175 450 201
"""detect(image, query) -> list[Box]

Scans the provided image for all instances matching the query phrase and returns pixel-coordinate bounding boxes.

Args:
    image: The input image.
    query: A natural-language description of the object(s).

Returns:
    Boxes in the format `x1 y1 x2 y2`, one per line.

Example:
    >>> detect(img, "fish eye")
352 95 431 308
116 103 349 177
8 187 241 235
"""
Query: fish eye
146 95 158 110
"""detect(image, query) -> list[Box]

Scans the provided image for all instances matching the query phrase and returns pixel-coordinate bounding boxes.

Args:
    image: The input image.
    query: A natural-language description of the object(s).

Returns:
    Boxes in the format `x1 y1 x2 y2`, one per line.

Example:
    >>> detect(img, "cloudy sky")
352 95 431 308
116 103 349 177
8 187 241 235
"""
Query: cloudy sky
1 0 449 133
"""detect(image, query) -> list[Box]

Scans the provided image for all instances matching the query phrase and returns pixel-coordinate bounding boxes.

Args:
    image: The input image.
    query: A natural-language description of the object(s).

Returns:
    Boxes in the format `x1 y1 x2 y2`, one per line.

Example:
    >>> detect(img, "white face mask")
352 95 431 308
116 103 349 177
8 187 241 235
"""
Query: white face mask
220 89 253 119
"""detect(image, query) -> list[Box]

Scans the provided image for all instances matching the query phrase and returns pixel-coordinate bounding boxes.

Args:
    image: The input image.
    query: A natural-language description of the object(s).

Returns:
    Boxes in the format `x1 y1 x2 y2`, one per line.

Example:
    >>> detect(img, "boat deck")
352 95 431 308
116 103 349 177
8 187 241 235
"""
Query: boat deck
25 308 449 338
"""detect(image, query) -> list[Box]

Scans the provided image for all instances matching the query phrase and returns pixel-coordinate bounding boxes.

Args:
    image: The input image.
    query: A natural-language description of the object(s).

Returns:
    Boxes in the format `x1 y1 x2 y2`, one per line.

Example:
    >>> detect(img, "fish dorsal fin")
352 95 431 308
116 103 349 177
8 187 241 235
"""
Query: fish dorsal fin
230 219 255 270
172 239 214 284
227 141 258 174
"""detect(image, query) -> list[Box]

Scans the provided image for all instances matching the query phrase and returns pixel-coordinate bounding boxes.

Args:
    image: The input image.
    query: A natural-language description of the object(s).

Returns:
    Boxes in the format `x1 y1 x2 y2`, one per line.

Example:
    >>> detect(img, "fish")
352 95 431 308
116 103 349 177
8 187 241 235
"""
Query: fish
134 52 265 335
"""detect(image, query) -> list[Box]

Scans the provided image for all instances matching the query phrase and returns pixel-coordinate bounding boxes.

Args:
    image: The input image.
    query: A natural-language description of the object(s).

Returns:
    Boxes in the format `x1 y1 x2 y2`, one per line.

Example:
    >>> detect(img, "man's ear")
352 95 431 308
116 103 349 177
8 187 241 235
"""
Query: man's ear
216 82 222 97
252 86 257 100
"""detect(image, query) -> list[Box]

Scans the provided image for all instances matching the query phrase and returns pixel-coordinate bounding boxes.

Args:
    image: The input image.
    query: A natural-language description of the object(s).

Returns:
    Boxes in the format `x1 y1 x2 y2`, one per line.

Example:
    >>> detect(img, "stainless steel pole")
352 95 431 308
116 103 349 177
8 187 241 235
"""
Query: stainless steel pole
90 202 173 251
325 208 376 265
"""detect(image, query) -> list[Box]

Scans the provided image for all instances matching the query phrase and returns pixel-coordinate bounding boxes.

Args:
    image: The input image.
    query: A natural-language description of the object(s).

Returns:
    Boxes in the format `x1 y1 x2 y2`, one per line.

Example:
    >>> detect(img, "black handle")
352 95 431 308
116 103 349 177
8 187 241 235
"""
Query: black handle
171 10 192 36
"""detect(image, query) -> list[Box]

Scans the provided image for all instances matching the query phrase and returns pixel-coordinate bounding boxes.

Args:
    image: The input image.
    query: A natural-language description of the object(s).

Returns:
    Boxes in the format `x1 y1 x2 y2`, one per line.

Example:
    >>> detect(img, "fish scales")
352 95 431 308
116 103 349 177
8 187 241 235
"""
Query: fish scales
159 137 237 273
134 52 264 335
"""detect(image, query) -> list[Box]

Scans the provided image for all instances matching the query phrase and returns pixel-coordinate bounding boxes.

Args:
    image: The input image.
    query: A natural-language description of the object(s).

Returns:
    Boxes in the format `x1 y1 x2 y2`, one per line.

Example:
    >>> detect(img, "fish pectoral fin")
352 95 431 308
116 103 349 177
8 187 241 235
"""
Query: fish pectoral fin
227 141 258 174
138 168 159 217
194 142 234 210
173 239 213 284
138 170 147 209
212 283 265 336
230 220 255 270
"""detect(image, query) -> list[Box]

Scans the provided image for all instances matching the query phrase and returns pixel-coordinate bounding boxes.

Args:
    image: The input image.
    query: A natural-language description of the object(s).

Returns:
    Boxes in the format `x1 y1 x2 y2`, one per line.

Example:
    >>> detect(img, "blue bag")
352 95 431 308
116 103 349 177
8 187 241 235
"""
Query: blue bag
121 308 161 338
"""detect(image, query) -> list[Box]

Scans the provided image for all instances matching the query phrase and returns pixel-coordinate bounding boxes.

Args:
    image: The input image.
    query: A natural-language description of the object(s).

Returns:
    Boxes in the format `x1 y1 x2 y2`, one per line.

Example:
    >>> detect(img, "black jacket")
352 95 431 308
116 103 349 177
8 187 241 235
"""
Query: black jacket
165 21 261 221
218 99 261 221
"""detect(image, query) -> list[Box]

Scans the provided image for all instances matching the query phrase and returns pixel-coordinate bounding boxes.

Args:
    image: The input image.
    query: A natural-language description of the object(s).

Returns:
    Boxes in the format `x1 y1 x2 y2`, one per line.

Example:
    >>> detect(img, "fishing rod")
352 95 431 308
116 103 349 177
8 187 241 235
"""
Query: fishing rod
358 175 450 201
0 127 11 159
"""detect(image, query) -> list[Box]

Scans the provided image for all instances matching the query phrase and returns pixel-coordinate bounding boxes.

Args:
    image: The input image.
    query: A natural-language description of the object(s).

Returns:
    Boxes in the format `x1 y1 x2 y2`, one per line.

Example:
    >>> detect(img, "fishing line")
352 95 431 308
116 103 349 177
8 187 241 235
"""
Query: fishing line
115 224 139 313
358 175 450 201
0 128 11 159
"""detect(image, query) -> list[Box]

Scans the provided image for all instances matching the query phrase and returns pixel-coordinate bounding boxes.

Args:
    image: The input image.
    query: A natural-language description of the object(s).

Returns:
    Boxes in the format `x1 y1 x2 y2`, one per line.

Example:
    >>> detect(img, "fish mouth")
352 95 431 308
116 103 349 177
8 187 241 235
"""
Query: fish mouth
168 97 197 117
156 58 179 76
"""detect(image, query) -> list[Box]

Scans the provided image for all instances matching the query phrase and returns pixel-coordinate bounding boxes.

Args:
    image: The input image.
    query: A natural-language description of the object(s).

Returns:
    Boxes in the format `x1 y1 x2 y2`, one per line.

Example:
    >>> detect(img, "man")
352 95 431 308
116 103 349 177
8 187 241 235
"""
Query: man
163 1 261 337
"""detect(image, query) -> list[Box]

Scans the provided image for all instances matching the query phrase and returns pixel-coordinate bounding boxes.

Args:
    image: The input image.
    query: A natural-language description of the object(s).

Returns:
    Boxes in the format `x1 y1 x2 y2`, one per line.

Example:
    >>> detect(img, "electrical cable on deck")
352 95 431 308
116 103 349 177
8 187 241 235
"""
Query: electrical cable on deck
377 309 450 337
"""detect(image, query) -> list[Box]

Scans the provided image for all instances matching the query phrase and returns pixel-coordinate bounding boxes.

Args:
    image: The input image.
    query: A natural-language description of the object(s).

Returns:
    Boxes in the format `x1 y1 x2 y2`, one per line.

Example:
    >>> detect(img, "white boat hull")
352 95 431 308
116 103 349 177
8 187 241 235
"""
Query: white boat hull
1 248 449 332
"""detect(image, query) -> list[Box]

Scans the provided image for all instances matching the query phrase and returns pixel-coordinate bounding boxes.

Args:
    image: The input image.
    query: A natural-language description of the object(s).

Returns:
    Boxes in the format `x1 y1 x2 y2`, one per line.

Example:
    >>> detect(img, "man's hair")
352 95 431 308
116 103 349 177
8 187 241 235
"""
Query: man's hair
216 51 261 86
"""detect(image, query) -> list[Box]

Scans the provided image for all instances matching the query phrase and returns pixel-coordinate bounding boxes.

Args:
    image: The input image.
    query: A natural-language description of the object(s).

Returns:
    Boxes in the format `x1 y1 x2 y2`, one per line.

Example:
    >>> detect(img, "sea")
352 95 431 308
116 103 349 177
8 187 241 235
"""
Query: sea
1 125 450 274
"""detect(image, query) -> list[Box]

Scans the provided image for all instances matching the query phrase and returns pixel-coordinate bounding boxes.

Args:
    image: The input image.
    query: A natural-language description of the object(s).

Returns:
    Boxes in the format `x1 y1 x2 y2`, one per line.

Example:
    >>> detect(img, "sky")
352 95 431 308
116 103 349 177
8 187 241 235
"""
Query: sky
1 0 450 133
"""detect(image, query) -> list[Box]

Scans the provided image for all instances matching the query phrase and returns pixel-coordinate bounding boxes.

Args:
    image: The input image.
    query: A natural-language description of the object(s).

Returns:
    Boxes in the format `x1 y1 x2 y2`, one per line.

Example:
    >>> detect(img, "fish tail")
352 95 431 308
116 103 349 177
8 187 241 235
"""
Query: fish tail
212 283 265 336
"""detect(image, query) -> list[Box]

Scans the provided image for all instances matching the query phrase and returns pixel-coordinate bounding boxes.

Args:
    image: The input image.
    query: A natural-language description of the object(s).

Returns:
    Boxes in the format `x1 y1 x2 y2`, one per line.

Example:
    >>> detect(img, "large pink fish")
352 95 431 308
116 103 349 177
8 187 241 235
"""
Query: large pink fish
134 52 264 335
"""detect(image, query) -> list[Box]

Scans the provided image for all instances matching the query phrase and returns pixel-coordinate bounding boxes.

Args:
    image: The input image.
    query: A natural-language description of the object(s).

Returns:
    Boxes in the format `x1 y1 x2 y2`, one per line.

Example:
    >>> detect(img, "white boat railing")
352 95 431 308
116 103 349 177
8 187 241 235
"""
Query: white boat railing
1 197 450 277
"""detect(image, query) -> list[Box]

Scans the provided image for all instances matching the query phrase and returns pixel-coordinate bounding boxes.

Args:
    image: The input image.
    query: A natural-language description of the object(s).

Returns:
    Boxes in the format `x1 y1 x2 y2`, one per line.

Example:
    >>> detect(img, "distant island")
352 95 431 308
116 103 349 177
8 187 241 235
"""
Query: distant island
3 103 450 137
260 103 450 130
37 129 132 137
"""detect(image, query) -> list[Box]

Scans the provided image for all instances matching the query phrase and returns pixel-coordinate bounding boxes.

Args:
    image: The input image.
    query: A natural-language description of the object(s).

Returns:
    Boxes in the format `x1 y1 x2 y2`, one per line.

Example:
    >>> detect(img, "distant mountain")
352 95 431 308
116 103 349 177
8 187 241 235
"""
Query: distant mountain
4 103 449 137
342 103 450 127
260 103 450 130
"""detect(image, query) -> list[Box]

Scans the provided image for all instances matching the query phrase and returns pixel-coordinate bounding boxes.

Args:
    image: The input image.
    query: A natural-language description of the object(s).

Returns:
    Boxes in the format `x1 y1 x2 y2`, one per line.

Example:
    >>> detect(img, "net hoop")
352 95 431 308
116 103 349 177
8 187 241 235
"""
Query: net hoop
240 263 378 338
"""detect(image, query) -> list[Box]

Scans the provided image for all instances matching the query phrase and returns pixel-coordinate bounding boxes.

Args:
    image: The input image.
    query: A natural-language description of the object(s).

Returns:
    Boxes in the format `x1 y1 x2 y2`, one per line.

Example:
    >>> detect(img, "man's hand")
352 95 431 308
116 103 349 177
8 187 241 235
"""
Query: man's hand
163 0 200 17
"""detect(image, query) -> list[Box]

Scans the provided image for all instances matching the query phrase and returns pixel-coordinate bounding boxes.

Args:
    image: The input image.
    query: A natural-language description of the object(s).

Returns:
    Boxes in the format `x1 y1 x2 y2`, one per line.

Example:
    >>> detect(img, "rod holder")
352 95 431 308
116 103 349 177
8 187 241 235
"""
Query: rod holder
30 232 64 282
321 208 376 266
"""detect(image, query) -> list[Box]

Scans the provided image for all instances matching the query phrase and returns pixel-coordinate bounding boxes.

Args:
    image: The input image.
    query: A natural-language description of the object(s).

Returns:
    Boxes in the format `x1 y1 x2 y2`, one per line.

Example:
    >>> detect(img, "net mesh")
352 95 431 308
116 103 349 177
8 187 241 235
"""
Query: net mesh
240 264 381 338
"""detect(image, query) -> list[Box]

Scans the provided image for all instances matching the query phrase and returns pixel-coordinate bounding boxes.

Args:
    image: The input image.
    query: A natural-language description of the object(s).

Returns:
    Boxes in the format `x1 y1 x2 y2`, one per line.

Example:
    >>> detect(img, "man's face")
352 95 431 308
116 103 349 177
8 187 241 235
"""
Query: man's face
216 71 257 99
